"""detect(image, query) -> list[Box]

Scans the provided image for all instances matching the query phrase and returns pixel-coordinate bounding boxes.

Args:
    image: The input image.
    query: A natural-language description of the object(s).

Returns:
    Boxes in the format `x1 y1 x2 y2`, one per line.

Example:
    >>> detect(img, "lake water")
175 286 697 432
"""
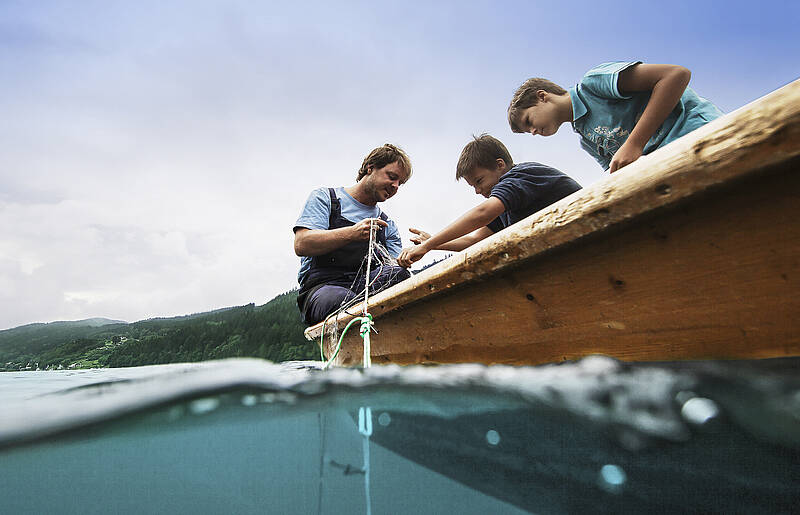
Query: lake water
1 357 799 514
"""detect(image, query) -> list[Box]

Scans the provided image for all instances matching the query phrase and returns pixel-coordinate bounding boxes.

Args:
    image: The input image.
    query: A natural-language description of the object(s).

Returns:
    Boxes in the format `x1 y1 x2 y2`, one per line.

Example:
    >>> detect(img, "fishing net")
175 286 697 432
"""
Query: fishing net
321 228 407 348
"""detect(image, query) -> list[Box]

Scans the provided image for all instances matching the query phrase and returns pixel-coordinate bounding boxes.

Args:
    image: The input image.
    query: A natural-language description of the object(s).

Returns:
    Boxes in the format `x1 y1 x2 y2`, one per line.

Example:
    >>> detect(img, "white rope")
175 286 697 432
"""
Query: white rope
361 220 375 368
358 406 373 515
363 219 374 315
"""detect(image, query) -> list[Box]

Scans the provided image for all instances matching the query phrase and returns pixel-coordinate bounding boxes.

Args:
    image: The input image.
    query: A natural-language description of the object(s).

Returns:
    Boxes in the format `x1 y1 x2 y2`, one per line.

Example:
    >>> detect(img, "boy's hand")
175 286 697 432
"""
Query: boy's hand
351 218 388 241
608 140 643 173
397 244 428 268
408 227 431 245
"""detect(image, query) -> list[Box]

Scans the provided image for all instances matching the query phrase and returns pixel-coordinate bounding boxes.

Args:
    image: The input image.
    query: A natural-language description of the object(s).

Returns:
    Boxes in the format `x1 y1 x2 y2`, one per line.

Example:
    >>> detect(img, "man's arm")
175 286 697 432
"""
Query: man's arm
294 218 388 256
609 63 691 173
397 197 505 267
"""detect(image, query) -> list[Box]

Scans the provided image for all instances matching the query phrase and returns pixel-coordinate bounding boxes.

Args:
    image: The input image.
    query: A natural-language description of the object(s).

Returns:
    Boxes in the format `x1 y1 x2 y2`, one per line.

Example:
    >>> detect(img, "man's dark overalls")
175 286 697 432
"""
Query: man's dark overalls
297 188 411 325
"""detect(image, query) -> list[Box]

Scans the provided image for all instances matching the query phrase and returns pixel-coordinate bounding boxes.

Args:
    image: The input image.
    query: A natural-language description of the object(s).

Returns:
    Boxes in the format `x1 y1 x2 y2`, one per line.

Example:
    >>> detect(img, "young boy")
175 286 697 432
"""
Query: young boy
397 134 580 267
507 61 723 173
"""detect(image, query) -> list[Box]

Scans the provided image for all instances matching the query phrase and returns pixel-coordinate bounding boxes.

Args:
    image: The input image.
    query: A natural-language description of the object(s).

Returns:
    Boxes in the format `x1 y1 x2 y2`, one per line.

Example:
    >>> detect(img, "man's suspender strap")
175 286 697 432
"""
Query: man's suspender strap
327 187 388 226
328 188 340 227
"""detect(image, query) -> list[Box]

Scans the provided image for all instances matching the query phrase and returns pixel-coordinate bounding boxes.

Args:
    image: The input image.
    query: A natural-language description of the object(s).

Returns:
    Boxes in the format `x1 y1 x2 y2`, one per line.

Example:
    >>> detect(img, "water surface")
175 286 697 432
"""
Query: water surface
1 357 798 514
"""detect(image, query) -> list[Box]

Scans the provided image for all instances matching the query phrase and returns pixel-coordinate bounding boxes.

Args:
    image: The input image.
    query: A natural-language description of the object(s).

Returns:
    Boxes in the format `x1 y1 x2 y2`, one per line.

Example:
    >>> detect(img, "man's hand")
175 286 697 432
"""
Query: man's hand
408 227 430 245
397 244 428 268
351 218 388 241
608 139 644 173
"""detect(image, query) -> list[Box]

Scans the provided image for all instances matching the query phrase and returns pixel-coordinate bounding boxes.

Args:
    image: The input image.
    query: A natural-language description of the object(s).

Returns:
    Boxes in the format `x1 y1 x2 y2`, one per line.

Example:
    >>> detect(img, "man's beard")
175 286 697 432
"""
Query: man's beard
364 181 386 203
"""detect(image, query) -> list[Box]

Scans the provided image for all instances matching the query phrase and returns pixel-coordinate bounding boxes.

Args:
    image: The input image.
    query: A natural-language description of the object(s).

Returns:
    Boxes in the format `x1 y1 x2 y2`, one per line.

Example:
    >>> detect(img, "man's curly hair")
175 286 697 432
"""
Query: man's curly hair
357 144 412 182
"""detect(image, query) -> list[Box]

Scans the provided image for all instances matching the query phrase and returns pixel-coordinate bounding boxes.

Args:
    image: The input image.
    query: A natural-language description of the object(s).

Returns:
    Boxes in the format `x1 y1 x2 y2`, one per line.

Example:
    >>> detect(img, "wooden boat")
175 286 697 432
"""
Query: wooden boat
305 79 800 367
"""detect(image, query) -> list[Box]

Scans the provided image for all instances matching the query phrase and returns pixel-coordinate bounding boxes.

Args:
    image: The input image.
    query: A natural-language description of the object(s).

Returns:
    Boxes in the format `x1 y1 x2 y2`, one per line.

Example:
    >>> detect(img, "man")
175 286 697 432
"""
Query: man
293 144 413 325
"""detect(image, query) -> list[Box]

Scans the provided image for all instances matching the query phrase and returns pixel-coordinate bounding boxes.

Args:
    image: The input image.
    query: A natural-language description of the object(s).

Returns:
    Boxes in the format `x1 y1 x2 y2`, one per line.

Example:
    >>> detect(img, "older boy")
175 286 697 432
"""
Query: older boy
397 134 580 267
507 61 722 173
294 144 412 325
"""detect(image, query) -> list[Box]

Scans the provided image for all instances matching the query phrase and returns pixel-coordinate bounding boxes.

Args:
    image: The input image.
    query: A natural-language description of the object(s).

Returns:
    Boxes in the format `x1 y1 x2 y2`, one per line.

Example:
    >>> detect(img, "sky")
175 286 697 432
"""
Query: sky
1 0 798 330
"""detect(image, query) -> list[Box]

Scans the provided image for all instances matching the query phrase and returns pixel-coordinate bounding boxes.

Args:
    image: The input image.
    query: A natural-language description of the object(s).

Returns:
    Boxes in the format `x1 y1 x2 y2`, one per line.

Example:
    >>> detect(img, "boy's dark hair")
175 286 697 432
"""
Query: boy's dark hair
507 78 568 133
456 134 514 180
357 144 412 182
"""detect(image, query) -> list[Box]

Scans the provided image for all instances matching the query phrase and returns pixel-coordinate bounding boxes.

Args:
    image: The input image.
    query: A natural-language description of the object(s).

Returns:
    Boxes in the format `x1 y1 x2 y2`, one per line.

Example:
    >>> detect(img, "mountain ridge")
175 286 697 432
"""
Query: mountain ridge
1 292 311 370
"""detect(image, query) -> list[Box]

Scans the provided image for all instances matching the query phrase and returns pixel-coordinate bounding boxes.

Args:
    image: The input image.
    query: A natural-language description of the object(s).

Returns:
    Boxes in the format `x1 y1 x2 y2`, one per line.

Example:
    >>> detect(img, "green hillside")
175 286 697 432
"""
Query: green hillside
1 290 314 371
0 319 128 366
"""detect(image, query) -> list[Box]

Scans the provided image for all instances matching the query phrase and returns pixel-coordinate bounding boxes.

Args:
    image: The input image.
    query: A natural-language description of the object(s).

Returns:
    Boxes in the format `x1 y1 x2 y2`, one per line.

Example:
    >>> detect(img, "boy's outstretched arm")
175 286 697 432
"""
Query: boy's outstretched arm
609 63 691 173
397 198 504 267
408 227 494 252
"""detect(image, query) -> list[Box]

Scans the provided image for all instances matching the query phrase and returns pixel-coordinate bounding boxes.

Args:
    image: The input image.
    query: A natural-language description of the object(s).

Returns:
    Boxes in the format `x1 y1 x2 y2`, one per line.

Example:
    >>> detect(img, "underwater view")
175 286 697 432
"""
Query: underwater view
2 357 799 514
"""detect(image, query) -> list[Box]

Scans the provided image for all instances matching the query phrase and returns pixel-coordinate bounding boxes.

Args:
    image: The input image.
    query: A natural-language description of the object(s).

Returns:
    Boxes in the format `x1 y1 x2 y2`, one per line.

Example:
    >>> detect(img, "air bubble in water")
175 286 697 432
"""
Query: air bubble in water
189 397 220 415
486 429 501 446
599 464 627 493
681 397 719 425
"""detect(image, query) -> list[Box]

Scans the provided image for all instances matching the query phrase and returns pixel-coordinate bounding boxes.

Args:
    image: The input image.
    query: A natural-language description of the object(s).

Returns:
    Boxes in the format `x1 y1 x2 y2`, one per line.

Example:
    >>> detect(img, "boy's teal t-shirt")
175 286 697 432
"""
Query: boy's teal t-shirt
569 61 723 170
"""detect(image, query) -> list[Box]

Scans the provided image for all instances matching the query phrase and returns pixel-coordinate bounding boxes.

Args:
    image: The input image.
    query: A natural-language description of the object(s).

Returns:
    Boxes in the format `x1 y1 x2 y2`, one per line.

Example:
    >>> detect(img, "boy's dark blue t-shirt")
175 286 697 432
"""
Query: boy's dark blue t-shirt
487 162 581 233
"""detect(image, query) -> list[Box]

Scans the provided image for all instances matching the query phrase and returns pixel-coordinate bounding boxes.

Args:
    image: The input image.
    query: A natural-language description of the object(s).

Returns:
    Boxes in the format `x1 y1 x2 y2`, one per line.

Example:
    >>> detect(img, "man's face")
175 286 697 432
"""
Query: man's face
363 161 408 203
463 165 504 198
518 92 562 137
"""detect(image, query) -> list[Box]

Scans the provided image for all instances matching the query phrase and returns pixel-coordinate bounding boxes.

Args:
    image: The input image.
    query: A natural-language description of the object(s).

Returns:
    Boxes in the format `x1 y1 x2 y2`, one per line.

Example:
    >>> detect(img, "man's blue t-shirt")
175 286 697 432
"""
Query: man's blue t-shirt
487 162 582 233
569 61 723 170
293 187 403 285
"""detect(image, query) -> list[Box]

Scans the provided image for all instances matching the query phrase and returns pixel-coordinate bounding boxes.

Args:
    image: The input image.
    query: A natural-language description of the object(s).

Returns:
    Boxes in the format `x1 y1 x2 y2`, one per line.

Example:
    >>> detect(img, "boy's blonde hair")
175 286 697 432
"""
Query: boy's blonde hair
456 134 514 180
357 144 412 182
507 78 568 133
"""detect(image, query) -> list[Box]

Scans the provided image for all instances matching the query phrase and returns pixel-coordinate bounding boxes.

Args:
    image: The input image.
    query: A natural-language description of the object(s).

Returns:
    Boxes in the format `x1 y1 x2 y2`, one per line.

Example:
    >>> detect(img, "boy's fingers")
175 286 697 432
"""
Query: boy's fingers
397 251 410 267
409 228 430 241
398 246 422 268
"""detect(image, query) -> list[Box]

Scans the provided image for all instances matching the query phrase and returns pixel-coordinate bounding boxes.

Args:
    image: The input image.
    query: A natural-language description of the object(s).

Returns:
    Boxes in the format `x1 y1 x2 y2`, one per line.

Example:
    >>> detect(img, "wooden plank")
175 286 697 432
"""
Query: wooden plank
305 79 800 366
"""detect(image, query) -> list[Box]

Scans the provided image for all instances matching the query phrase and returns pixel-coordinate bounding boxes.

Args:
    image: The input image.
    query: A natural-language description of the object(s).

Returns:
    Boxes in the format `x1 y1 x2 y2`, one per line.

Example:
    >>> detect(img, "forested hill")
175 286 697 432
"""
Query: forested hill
0 291 312 371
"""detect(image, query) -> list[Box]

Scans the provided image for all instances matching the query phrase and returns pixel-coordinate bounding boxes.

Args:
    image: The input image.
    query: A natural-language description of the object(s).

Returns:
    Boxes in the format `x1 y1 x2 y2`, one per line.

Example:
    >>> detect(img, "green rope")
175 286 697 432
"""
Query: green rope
359 313 373 338
321 316 367 370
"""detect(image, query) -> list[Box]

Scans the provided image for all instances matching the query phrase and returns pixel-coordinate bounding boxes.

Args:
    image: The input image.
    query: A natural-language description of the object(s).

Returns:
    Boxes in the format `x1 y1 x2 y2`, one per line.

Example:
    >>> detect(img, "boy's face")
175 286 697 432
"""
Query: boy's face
518 91 563 137
463 162 506 198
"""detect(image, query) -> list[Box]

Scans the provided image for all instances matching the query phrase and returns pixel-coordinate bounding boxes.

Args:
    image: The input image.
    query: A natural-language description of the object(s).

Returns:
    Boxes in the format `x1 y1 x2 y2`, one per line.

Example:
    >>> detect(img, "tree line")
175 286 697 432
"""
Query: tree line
0 290 315 371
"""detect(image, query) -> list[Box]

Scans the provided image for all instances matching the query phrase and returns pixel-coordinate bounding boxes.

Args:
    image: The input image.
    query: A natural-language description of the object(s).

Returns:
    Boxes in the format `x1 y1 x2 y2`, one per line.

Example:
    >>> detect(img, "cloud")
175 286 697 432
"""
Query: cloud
1 0 797 329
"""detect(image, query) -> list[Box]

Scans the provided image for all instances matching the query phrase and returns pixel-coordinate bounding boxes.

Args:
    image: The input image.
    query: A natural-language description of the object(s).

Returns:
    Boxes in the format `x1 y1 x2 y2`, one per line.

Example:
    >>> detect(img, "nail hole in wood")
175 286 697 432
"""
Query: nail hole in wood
609 275 626 290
